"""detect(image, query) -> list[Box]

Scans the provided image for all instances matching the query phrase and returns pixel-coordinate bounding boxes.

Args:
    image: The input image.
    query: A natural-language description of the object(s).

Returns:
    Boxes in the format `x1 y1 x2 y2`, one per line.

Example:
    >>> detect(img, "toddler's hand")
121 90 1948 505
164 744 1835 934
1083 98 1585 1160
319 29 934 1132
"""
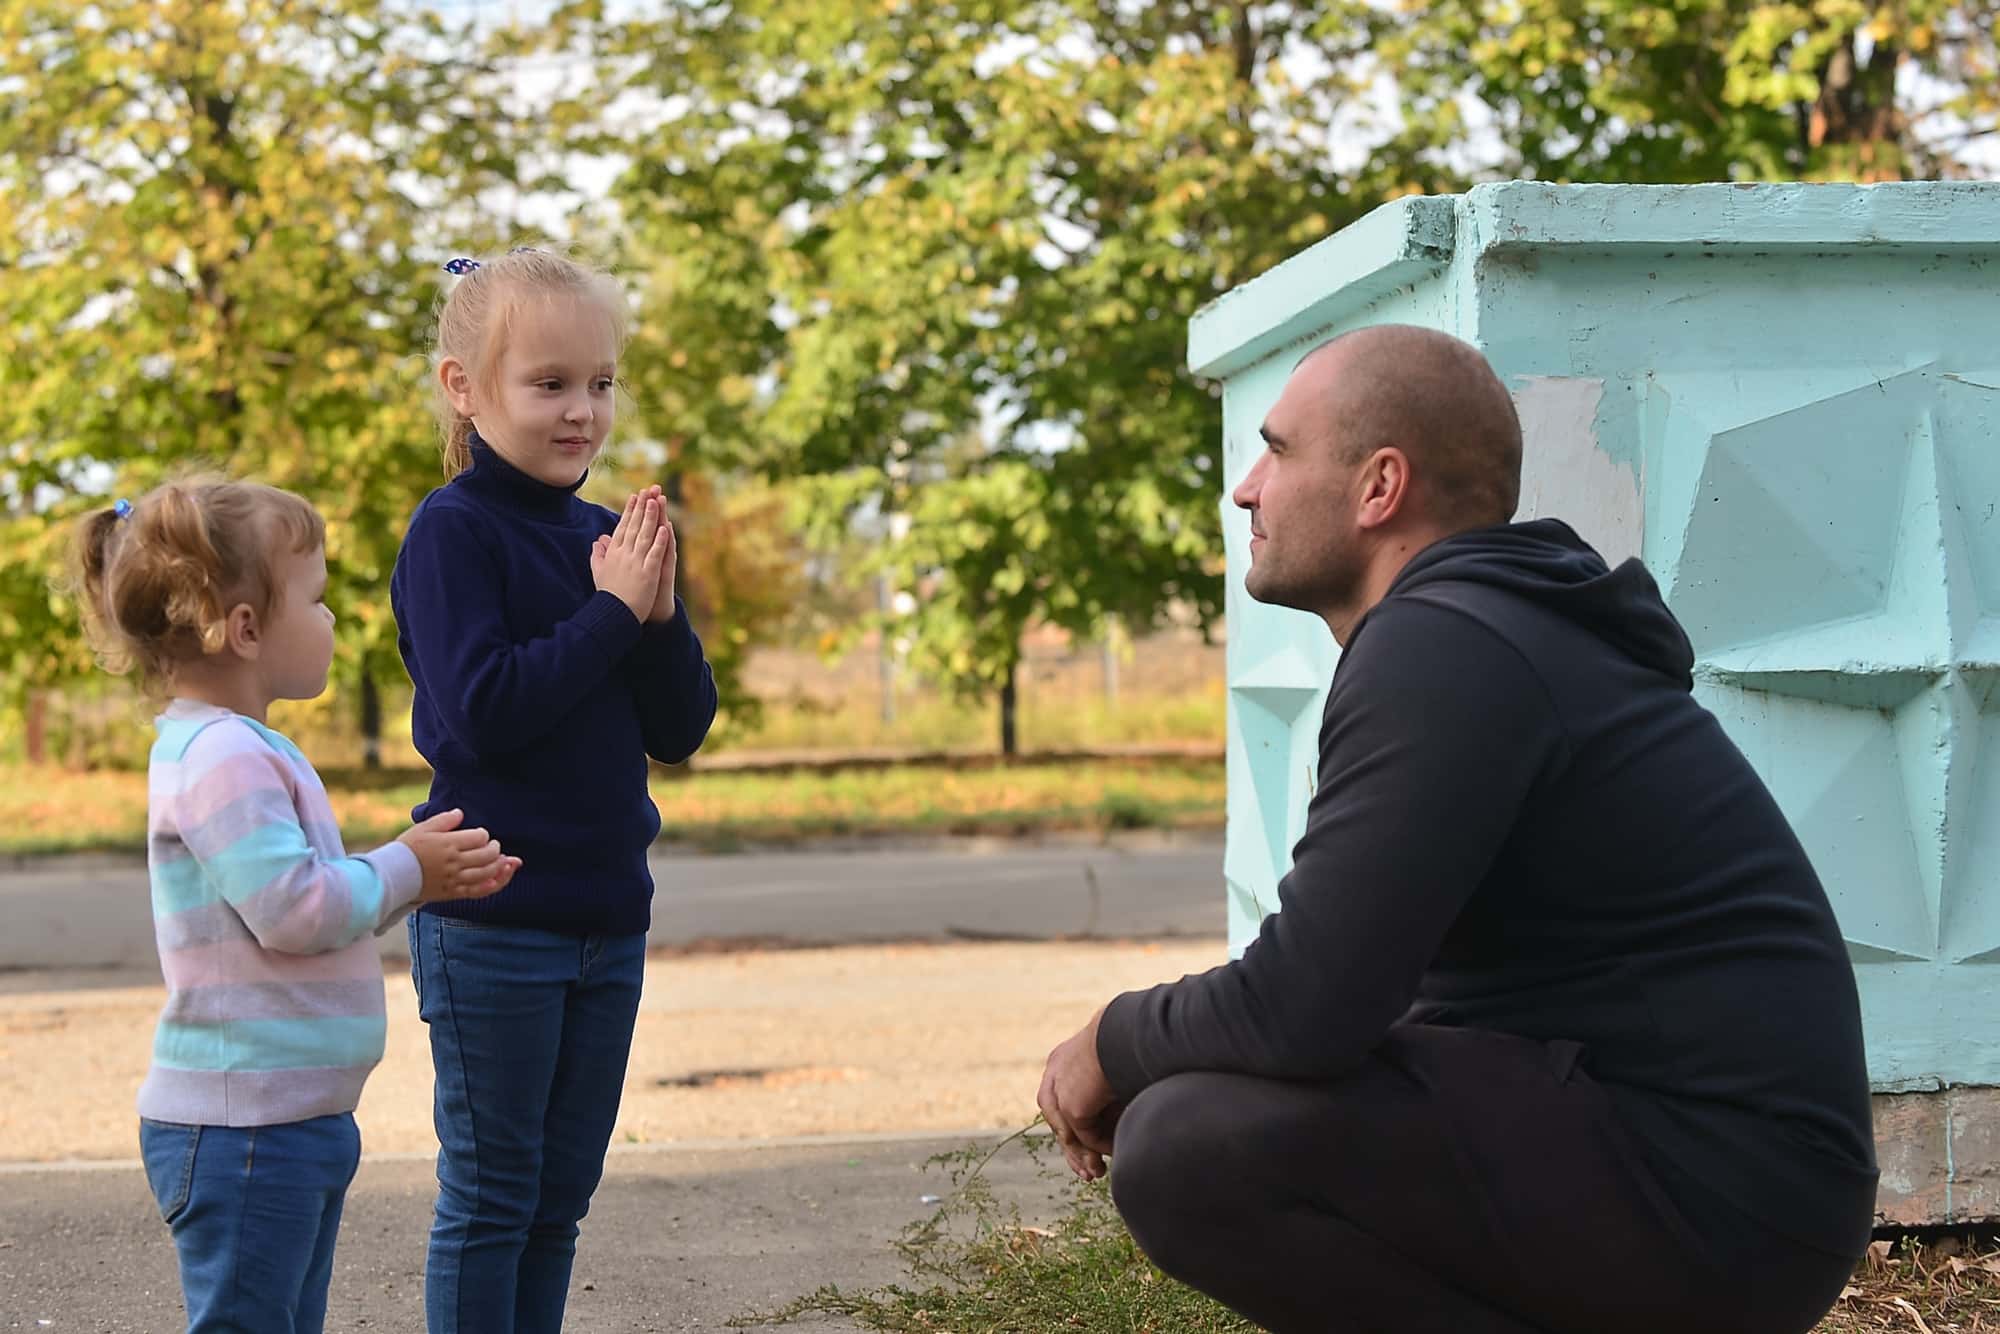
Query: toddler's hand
591 491 671 619
399 808 521 903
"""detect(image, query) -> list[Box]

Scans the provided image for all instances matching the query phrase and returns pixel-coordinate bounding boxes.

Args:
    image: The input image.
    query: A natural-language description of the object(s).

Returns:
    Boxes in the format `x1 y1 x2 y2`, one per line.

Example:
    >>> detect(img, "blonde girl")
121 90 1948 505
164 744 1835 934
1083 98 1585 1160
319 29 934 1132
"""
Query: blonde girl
391 248 717 1332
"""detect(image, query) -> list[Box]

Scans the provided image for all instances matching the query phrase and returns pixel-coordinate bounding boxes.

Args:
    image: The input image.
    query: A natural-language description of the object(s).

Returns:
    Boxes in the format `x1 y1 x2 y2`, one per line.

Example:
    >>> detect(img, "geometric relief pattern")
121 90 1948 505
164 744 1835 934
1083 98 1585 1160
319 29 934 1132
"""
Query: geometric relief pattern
1225 637 1327 954
1219 409 1339 955
1664 367 2000 964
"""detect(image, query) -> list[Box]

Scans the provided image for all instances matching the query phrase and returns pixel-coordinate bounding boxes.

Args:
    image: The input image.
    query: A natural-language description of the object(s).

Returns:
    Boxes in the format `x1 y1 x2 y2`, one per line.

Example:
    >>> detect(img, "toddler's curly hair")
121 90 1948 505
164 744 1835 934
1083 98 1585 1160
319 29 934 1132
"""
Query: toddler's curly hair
73 478 325 693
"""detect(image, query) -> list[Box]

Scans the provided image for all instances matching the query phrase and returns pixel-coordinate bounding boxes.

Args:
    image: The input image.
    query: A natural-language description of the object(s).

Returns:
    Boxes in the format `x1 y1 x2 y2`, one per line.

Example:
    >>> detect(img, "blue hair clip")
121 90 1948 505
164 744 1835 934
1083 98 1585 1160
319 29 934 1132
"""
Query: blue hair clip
113 498 133 521
443 257 481 276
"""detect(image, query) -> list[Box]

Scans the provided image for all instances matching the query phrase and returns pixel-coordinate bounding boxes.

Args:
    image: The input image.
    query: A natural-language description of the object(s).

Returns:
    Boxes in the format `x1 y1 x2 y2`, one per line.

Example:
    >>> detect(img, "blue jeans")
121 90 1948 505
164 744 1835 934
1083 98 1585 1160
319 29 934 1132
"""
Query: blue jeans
137 1112 362 1334
410 912 646 1333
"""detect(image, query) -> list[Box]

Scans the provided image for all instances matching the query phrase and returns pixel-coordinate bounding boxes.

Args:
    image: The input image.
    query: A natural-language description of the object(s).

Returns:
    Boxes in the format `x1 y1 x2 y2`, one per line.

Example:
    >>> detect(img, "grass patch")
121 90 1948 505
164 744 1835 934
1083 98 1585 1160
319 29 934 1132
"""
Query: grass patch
650 761 1221 849
725 686 1225 756
0 758 1223 857
735 1130 2000 1334
735 1127 1254 1333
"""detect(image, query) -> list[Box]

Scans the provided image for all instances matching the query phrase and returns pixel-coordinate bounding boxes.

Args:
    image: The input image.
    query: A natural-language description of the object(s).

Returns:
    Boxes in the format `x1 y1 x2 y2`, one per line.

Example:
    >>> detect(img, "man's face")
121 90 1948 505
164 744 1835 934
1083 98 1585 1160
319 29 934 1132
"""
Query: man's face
1230 354 1367 619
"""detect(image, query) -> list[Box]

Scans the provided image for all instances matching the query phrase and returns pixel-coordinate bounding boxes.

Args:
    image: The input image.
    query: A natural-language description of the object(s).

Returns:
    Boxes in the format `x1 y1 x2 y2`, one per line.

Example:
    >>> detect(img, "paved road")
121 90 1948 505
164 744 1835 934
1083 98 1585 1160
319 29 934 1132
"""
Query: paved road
0 834 1223 976
0 1132 1054 1332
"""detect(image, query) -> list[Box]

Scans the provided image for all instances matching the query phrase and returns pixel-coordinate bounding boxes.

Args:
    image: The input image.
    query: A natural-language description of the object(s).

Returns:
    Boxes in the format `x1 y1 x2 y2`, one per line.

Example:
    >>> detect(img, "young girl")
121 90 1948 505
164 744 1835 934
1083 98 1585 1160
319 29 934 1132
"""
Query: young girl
392 247 718 1332
76 477 519 1334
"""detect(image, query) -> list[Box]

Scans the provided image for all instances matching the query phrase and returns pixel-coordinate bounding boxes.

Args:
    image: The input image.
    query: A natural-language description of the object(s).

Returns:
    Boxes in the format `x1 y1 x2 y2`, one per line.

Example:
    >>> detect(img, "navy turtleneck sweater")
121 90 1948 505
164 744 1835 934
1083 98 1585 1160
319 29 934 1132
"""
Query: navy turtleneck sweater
389 436 717 935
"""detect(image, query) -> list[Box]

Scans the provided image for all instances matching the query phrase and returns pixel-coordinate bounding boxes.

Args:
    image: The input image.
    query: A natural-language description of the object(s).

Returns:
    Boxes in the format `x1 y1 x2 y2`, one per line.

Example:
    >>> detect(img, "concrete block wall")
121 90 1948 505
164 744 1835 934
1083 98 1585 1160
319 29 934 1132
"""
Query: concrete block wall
1191 182 2000 1226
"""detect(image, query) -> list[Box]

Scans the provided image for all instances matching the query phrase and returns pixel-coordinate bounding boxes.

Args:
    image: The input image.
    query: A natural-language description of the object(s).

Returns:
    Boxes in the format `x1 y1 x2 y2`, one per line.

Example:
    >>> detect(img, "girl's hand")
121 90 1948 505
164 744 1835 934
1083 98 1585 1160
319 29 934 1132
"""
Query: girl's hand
399 808 521 903
591 491 670 619
635 486 679 624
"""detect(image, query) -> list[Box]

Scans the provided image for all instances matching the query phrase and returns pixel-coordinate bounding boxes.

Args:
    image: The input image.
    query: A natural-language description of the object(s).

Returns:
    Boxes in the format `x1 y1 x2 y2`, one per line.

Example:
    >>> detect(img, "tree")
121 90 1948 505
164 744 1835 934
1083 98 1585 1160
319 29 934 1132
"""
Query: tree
793 453 1051 755
536 0 1447 752
1381 0 2000 182
0 0 520 756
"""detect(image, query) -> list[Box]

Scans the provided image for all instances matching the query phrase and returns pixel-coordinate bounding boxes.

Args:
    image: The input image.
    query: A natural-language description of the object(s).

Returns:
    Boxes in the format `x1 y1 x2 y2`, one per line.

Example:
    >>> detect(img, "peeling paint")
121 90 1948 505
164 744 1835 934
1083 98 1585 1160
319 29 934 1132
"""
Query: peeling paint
1512 376 1644 567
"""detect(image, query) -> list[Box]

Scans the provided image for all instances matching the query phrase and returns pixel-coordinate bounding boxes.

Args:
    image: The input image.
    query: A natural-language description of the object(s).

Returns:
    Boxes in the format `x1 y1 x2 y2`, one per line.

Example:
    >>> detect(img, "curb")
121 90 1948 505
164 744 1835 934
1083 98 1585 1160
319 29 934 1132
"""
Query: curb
0 1125 1036 1176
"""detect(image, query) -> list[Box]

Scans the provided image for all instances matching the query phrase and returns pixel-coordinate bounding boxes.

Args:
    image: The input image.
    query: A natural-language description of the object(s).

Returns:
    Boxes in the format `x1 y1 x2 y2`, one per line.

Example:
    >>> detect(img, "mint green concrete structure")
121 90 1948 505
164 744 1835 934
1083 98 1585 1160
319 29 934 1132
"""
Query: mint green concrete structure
1193 182 2000 1107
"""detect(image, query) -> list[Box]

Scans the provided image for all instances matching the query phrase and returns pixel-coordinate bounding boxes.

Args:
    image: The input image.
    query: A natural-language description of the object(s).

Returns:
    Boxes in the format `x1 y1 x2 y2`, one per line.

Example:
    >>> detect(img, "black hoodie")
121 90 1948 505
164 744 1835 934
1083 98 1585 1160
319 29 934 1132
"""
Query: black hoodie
1096 518 1878 1256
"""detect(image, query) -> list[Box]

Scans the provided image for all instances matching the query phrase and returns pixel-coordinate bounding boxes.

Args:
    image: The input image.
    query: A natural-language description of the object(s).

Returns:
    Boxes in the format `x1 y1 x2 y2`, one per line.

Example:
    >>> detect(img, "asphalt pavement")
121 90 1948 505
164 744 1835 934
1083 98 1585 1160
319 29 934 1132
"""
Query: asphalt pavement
0 832 1223 978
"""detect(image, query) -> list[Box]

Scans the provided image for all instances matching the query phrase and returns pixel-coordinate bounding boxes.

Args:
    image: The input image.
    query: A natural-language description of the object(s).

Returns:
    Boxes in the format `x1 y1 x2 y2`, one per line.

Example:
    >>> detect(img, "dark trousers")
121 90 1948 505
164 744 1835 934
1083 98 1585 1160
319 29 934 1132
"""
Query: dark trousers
1108 1025 1856 1334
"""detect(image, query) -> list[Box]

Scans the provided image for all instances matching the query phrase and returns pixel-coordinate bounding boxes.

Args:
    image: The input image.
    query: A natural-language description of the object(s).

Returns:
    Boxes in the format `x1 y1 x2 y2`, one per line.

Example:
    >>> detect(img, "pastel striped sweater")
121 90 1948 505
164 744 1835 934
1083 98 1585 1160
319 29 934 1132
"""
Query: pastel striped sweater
138 700 423 1127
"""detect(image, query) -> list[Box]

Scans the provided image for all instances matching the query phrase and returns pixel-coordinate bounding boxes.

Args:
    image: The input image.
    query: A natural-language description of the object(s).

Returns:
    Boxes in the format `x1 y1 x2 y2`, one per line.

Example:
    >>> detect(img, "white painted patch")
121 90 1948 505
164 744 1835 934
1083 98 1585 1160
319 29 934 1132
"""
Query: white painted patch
1512 376 1644 567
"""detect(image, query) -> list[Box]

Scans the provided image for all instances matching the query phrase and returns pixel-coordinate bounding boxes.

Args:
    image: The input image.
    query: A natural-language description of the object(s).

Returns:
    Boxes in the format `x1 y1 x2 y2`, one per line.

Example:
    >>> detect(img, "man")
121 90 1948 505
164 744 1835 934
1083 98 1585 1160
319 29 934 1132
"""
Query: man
1037 325 1876 1333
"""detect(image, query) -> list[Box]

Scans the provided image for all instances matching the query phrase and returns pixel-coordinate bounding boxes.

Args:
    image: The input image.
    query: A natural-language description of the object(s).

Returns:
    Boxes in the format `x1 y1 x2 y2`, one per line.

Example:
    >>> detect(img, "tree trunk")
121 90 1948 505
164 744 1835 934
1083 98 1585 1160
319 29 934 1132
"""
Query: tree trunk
999 662 1019 758
359 671 382 771
24 691 46 765
1101 623 1120 707
1807 34 1908 180
877 575 896 724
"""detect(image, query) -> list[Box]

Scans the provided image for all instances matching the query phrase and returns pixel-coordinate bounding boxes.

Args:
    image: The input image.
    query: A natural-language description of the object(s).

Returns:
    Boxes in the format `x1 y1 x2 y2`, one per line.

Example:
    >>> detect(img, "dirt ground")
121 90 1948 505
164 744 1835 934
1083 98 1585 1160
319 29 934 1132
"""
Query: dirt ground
0 938 1224 1163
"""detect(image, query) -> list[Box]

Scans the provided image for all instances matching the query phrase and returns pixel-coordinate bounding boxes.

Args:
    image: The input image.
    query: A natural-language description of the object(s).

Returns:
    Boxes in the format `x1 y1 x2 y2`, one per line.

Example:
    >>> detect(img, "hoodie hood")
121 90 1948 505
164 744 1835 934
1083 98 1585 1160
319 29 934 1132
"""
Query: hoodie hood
1382 518 1695 689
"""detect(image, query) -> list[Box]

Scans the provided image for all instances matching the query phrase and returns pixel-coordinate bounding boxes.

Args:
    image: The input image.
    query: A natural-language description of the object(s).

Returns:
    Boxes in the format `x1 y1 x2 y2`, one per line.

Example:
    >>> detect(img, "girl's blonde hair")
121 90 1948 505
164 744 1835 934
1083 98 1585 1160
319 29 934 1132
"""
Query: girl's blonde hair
431 246 630 478
74 478 325 693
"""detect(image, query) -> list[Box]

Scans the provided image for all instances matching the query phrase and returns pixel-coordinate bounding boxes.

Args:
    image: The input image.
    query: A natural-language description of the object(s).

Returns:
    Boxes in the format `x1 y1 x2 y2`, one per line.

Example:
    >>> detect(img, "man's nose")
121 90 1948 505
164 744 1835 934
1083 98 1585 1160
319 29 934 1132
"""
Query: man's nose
1232 455 1265 510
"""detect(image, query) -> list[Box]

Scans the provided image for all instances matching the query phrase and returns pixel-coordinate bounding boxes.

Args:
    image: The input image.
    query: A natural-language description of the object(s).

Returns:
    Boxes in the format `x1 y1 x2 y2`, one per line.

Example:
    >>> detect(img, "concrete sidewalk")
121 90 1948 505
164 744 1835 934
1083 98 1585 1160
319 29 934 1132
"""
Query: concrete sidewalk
0 1132 1058 1332
0 939 1222 1163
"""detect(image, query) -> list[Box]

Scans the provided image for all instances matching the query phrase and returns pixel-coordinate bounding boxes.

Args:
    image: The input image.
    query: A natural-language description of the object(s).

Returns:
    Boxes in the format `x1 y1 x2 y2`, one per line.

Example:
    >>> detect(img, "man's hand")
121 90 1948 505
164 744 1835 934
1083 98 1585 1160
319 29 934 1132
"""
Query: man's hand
591 490 672 619
1037 1007 1122 1181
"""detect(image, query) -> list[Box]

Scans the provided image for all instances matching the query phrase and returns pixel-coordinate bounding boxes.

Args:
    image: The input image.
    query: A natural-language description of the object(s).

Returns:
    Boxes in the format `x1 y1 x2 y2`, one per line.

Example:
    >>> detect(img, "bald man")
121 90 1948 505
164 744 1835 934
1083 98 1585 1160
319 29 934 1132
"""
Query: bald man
1036 327 1876 1333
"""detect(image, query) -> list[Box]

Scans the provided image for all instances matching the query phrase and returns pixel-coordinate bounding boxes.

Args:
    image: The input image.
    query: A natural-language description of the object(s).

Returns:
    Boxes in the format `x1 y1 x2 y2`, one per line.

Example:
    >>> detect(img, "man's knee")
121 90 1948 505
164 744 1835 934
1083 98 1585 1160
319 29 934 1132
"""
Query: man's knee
1109 1074 1238 1275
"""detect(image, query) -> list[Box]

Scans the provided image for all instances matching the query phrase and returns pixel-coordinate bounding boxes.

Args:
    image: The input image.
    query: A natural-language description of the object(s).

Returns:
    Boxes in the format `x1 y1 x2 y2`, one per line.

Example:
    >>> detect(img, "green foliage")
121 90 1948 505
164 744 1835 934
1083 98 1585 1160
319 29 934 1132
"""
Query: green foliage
0 0 524 697
10 0 1997 742
537 0 1448 715
1383 0 2000 182
736 1129 1257 1333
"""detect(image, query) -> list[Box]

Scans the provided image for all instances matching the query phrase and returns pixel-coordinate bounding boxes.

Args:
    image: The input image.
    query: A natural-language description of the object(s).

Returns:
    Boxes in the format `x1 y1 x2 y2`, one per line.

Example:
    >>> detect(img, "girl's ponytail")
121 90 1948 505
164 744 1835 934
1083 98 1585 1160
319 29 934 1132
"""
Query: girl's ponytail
74 506 126 665
443 411 475 480
70 478 325 692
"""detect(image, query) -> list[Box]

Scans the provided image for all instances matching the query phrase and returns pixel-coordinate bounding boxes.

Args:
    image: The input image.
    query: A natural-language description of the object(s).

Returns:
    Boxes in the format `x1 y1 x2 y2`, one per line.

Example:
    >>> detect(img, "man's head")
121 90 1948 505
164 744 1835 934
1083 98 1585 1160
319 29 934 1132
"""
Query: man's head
1231 324 1523 638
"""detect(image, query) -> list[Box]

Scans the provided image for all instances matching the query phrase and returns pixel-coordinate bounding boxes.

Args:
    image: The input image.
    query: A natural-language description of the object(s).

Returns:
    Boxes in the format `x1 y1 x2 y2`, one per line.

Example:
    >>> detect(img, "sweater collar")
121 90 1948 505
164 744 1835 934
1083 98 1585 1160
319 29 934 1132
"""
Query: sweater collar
456 432 587 520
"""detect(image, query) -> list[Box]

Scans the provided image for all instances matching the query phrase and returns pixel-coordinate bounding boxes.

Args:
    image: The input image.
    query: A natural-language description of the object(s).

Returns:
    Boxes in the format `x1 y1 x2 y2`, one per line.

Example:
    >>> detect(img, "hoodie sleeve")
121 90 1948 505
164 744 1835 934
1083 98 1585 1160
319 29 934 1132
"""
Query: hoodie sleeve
1094 597 1569 1097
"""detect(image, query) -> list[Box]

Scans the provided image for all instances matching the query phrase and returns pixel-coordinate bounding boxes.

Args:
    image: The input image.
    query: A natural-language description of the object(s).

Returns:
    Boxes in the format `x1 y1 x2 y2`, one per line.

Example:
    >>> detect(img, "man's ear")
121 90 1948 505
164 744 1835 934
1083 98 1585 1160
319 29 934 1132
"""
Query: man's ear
1355 447 1412 531
221 602 261 661
438 357 476 416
